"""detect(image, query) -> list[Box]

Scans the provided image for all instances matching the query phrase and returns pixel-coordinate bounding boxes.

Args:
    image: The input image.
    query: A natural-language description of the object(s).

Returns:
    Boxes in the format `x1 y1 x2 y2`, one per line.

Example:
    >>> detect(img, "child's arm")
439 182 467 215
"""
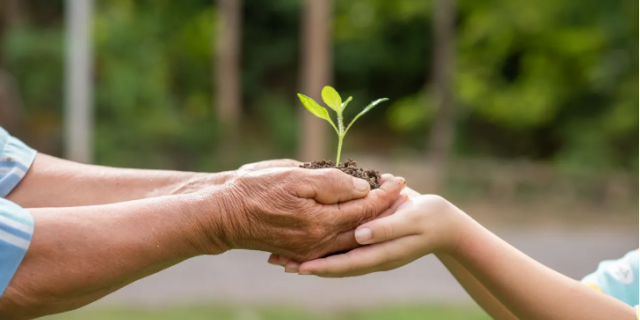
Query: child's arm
402 187 519 319
290 195 636 320
398 187 520 319
437 254 519 320
270 188 519 319
450 215 634 320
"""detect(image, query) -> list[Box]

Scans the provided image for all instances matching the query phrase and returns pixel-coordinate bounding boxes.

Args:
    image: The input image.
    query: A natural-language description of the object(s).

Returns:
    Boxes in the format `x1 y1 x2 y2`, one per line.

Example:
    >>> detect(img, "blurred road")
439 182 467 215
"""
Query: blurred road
92 226 637 310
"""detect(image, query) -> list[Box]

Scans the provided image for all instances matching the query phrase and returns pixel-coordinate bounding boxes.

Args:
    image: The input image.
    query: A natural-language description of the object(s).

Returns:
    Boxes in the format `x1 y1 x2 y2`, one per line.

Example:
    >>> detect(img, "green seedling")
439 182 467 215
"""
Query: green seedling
298 86 388 166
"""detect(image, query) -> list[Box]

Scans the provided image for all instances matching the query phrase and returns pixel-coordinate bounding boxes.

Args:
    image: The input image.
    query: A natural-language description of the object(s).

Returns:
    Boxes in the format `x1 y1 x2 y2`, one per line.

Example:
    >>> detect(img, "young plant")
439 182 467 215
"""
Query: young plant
297 86 388 166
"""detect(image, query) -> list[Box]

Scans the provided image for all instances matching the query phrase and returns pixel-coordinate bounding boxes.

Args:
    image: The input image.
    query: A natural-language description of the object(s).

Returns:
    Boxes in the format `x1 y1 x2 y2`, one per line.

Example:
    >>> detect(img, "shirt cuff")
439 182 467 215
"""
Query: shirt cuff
0 199 33 297
0 135 37 197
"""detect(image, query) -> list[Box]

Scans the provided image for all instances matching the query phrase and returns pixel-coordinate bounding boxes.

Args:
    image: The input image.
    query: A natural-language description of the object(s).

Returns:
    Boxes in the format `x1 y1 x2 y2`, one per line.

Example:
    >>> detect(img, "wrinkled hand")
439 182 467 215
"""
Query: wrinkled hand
266 173 412 270
237 159 302 176
206 167 406 262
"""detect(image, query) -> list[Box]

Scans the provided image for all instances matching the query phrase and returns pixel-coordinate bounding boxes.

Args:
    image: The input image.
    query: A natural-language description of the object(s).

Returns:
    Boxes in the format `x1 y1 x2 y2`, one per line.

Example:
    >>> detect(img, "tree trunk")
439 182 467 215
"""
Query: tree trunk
64 0 94 163
0 71 23 133
215 0 242 167
428 0 456 192
2 0 25 29
298 0 332 162
216 0 241 127
0 0 26 133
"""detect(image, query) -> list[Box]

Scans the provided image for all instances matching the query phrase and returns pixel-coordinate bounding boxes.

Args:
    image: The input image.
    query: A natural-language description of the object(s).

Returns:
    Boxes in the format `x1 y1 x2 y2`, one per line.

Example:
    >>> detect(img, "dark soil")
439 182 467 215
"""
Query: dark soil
300 159 381 189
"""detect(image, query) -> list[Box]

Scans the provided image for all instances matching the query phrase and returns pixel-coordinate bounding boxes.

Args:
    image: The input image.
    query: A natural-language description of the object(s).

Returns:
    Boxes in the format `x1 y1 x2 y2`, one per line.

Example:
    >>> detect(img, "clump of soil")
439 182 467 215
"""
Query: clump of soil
300 159 381 189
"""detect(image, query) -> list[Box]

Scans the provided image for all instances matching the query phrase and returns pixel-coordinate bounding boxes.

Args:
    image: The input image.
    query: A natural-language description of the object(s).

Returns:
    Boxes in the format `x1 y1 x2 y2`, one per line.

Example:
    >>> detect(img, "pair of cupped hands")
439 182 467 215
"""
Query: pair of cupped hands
201 159 463 278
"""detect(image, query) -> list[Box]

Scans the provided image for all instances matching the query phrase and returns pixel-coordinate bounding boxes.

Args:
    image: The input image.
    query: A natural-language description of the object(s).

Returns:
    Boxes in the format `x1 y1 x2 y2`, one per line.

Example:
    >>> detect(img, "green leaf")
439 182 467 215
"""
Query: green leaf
341 96 353 111
321 86 342 112
297 93 329 119
345 98 389 134
297 93 339 134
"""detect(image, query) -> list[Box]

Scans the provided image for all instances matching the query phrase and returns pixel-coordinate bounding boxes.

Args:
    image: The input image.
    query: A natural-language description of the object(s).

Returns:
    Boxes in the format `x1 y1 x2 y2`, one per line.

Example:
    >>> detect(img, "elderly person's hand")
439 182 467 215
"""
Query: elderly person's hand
199 167 406 262
266 175 419 270
237 159 302 175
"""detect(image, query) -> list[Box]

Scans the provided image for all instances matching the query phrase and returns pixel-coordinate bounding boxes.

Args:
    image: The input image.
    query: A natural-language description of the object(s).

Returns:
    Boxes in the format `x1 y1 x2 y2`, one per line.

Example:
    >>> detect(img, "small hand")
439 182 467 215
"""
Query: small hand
271 194 469 277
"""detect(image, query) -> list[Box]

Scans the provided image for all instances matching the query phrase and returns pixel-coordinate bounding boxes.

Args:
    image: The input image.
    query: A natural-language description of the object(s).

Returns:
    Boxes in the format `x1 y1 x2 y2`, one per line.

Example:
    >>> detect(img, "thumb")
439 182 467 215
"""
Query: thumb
354 199 416 245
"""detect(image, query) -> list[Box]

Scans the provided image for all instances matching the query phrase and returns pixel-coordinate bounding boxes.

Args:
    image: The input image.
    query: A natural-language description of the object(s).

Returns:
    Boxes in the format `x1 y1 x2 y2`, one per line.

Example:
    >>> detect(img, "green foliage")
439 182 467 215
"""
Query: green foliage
346 98 389 133
91 0 218 169
3 0 637 173
321 86 342 112
2 25 64 130
298 86 388 164
297 93 337 132
388 93 432 132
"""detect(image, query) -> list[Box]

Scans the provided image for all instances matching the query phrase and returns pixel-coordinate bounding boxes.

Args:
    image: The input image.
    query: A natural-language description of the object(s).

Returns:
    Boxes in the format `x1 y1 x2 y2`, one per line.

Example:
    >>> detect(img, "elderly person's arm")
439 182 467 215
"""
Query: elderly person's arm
0 167 406 320
7 153 302 208
1 124 300 208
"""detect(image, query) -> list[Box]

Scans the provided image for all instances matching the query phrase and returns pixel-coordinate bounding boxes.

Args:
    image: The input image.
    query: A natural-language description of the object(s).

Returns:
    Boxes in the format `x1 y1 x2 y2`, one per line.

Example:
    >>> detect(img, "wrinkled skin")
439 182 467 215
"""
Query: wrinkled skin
206 167 406 262
237 159 302 175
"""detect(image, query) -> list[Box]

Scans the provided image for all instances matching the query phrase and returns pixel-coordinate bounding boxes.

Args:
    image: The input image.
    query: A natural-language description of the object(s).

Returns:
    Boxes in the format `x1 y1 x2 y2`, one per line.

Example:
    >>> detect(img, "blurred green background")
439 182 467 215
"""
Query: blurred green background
2 0 637 211
1 0 638 319
2 0 637 171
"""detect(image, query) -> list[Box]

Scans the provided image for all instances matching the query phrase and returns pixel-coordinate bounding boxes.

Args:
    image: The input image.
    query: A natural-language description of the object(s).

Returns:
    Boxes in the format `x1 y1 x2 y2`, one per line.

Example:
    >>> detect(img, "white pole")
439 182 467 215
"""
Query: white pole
64 0 93 163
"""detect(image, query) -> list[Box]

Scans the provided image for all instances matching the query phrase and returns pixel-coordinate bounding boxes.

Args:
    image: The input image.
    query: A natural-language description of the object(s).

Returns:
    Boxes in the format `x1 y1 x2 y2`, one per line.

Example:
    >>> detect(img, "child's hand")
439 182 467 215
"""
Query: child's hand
269 193 471 277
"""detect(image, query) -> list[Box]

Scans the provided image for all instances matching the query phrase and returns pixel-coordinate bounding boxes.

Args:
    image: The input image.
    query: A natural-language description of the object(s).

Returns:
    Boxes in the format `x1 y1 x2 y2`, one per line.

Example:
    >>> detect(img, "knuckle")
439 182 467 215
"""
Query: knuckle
279 170 307 194
343 263 354 275
381 223 394 241
319 168 345 184
420 194 450 211
344 252 358 273
307 227 327 241
407 209 424 225
280 168 301 182
363 199 381 219
322 167 342 178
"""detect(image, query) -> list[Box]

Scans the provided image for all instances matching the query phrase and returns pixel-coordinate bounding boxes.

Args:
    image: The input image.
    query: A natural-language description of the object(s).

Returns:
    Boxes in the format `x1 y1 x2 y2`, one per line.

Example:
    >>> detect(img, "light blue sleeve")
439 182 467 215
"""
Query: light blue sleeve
0 199 33 297
0 127 36 297
582 250 639 308
0 126 37 197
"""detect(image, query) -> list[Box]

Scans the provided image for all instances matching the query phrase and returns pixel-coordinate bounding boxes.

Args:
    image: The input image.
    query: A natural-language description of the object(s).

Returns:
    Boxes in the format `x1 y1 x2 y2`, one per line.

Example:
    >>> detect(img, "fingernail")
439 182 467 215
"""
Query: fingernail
299 270 312 275
285 267 297 273
353 178 370 192
355 228 372 243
